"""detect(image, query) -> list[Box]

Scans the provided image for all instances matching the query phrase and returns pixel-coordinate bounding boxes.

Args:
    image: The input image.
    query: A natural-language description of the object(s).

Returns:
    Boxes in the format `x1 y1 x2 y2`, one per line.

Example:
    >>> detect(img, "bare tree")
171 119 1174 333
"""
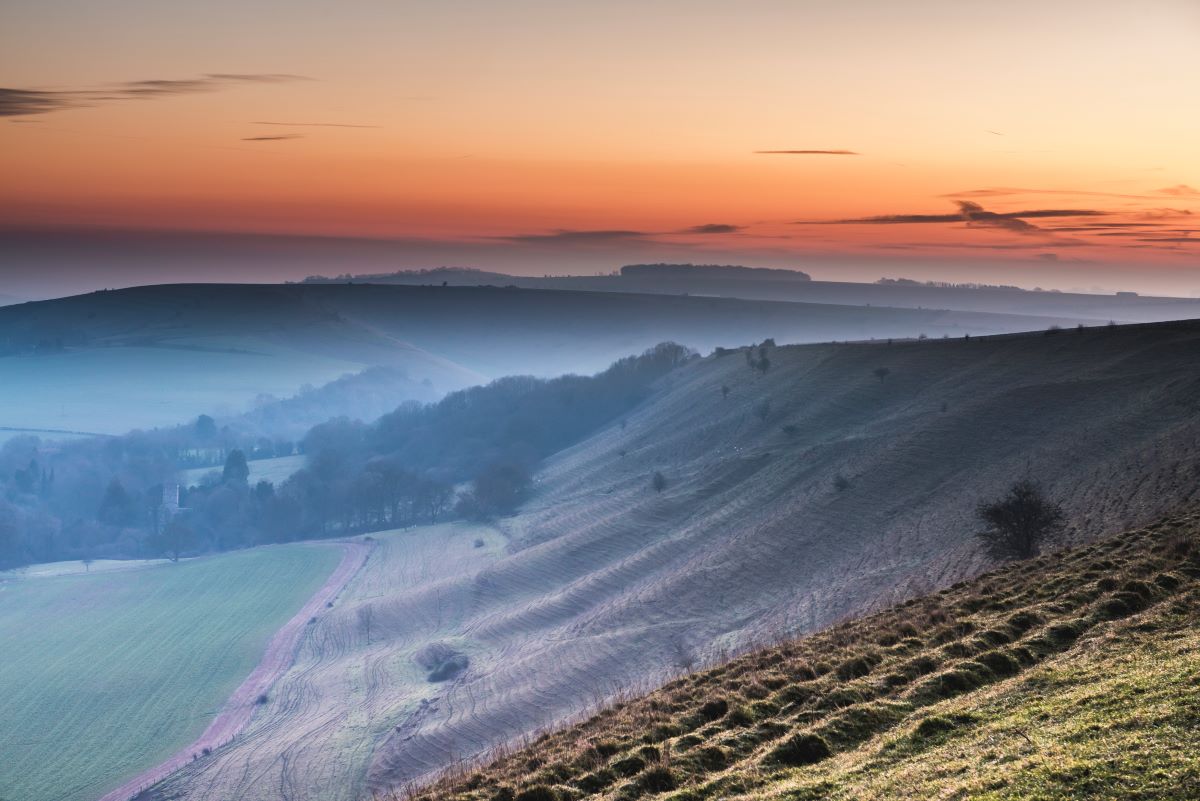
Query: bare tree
873 367 891 383
358 604 375 646
975 479 1065 561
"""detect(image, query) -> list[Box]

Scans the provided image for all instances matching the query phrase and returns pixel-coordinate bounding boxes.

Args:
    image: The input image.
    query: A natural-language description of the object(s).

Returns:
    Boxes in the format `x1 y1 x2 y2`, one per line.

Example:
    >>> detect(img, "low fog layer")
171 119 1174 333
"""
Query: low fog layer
0 282 1102 436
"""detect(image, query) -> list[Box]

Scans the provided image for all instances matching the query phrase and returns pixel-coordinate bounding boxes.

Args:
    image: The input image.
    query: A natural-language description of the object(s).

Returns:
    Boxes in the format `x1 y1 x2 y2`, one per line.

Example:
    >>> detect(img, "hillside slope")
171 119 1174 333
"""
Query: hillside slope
149 321 1200 801
413 512 1200 801
0 283 1094 434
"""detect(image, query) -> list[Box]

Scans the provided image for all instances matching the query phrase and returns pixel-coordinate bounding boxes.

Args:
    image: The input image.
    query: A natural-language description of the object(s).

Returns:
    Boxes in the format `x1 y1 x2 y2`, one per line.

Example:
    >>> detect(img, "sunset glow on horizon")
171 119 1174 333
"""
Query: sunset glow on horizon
3 0 1199 296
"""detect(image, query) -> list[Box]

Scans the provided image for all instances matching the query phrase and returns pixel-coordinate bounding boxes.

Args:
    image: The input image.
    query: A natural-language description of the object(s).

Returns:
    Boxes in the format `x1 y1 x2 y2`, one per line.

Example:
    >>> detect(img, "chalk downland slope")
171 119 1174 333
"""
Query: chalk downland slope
152 321 1200 801
414 513 1200 801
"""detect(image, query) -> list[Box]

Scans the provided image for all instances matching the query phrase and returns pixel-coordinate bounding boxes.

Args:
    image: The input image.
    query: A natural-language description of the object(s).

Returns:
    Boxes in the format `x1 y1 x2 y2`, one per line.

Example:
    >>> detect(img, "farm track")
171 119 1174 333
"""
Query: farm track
99 540 373 801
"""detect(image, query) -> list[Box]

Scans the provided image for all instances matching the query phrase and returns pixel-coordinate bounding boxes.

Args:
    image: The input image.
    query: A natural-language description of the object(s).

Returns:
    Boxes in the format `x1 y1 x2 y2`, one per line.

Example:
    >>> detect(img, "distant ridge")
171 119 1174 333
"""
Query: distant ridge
299 267 513 285
620 263 812 281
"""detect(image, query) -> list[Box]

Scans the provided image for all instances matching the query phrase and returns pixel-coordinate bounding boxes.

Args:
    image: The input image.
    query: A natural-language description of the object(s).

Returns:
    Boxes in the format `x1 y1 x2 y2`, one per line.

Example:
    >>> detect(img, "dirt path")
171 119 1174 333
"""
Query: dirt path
97 540 374 801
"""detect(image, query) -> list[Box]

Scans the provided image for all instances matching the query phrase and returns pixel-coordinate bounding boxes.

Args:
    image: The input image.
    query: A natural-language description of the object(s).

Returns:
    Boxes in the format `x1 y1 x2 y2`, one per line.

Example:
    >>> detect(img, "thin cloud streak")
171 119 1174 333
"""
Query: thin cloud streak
944 187 1152 200
1157 184 1200 197
755 149 858 155
799 203 1107 226
680 224 744 234
495 229 652 245
241 134 304 141
252 121 381 128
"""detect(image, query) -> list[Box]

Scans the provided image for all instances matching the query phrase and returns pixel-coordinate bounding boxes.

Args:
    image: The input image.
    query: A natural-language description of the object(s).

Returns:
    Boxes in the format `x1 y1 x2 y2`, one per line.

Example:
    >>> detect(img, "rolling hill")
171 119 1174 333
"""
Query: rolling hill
302 266 1200 325
144 320 1200 800
0 283 1097 436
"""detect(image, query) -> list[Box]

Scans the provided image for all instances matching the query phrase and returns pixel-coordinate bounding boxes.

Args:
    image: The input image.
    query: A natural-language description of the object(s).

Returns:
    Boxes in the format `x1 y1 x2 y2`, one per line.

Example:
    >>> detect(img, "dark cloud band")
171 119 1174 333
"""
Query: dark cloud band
0 74 310 117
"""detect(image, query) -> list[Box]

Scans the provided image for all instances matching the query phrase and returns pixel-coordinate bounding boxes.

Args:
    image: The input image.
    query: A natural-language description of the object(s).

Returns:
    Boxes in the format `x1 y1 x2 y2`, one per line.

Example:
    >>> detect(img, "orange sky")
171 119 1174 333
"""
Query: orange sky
3 0 1199 293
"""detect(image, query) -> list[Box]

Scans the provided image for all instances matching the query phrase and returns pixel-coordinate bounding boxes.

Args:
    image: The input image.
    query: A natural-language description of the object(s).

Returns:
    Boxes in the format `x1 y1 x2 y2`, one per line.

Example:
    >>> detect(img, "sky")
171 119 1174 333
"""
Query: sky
2 0 1199 298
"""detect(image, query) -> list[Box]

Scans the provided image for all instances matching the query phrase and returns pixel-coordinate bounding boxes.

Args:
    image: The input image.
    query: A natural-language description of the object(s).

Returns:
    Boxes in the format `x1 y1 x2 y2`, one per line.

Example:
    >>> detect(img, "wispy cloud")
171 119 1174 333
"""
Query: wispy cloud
241 134 304 141
252 120 380 129
680 223 744 234
0 88 74 116
0 74 311 117
800 202 1106 227
1156 184 1200 197
944 187 1151 200
957 201 1040 233
755 149 858 155
496 229 652 245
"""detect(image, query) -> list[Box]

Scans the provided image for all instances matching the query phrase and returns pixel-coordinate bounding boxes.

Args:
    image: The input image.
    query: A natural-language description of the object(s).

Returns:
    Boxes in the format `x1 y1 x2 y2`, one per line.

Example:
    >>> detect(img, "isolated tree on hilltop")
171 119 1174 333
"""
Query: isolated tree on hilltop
975 478 1065 561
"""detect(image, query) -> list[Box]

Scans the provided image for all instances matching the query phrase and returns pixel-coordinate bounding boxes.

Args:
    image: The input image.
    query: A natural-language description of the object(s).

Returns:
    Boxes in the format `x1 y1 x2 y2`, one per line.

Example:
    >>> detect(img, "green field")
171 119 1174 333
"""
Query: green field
181 453 308 488
0 544 341 801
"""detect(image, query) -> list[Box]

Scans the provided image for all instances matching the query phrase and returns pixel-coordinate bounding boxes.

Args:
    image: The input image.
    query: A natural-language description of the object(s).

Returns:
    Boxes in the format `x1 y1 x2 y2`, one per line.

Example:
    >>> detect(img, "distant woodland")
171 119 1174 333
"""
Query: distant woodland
0 343 693 568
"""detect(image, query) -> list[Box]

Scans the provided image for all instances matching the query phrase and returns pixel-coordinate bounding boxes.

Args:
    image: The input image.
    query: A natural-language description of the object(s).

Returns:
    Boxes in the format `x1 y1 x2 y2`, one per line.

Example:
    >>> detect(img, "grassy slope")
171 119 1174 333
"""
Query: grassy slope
0 544 341 801
144 522 507 801
414 513 1200 801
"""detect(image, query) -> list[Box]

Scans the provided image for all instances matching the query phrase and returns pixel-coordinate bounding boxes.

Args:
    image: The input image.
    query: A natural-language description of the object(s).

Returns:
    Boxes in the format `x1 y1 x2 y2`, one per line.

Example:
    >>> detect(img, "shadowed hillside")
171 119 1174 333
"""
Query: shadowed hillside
0 283 1096 434
146 321 1200 801
412 513 1200 801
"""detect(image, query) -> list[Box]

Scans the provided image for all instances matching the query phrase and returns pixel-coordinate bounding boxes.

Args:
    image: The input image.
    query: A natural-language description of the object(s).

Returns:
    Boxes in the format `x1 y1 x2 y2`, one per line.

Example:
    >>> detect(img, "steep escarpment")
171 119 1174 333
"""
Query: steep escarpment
152 321 1200 800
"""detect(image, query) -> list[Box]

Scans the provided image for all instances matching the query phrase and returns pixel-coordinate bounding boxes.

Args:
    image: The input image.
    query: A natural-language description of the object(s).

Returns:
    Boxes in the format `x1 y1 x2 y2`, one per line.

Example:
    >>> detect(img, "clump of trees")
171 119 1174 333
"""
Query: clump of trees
975 478 1065 560
745 339 774 374
456 462 533 520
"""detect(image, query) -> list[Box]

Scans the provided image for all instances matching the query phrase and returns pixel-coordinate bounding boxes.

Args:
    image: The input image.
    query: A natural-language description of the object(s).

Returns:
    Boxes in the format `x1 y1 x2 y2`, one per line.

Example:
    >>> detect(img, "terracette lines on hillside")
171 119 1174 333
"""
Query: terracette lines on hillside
152 322 1200 800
